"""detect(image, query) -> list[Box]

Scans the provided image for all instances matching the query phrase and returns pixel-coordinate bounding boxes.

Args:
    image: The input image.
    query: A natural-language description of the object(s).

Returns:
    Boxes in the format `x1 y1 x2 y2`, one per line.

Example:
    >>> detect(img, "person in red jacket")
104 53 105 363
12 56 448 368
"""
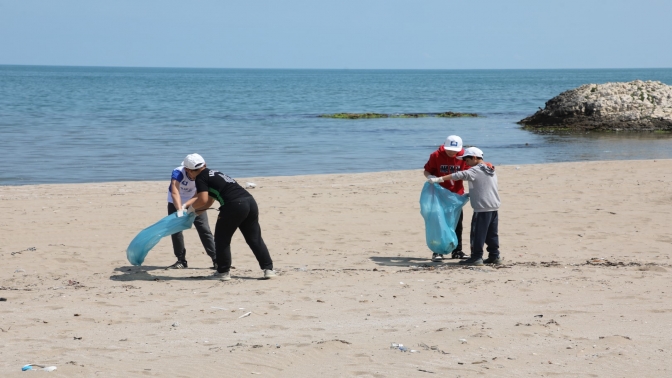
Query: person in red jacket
423 135 469 262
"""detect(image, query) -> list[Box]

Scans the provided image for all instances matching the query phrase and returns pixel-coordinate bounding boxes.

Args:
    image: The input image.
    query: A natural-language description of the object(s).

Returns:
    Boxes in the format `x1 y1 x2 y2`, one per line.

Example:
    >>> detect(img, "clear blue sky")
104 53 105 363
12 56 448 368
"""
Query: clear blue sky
1 0 670 69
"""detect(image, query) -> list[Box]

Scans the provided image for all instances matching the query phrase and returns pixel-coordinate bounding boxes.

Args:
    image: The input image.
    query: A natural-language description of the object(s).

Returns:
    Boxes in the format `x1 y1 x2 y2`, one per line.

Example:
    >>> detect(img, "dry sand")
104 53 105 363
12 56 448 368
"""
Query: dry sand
1 160 671 377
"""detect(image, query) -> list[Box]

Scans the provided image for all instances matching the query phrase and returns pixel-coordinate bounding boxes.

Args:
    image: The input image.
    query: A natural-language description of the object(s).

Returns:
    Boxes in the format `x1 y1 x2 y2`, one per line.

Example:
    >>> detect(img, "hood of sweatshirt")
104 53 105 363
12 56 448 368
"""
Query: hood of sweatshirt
478 163 496 176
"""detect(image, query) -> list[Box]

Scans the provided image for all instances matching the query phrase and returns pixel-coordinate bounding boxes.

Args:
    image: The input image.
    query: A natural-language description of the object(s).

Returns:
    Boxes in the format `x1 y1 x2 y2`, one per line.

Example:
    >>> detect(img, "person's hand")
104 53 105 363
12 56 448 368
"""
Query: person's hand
175 204 189 217
462 192 470 198
186 206 196 216
426 174 437 179
428 177 444 184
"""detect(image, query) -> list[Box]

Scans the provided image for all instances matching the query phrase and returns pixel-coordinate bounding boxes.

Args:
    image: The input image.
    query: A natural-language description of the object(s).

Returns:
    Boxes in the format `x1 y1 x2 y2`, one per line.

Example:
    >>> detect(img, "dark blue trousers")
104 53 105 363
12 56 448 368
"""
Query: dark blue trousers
453 210 463 253
469 211 499 260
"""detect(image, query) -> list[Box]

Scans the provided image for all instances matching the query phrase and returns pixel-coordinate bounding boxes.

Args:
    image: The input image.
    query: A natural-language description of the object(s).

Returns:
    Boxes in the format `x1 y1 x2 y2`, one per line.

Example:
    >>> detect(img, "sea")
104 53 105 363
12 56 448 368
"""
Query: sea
1 65 672 185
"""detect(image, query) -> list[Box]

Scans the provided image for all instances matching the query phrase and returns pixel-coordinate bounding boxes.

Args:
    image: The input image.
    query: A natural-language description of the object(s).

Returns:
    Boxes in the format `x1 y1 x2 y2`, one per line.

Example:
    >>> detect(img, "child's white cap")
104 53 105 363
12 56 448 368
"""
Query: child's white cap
457 147 483 159
444 135 463 152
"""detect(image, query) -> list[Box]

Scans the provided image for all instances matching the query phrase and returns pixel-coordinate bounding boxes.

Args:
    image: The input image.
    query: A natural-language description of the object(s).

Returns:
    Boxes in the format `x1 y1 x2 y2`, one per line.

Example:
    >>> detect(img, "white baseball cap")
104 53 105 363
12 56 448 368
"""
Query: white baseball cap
182 153 206 170
457 147 484 159
444 135 463 152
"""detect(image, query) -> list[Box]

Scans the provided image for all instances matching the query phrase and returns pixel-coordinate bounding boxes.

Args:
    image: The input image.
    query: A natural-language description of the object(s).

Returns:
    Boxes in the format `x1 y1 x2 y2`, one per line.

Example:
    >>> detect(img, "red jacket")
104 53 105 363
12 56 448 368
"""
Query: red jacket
423 145 469 194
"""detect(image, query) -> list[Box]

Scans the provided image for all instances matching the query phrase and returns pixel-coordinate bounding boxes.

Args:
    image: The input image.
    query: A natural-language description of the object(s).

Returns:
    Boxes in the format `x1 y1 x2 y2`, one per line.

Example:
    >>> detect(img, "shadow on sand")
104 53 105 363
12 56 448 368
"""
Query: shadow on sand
110 266 265 282
369 256 461 267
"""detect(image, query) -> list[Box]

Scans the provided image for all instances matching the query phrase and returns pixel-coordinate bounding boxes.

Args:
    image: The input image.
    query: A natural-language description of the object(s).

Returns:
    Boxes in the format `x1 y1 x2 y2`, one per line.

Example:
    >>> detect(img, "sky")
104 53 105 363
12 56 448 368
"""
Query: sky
0 0 671 69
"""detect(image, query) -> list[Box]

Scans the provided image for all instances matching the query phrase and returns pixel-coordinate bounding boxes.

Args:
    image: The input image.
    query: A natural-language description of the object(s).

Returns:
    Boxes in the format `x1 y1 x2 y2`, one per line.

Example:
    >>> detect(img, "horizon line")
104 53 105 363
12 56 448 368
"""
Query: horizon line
1 63 671 71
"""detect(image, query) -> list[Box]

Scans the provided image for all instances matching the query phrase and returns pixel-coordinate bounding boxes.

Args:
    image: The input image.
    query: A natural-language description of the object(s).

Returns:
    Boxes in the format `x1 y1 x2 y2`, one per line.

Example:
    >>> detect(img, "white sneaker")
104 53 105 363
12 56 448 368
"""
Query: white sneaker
214 271 231 281
263 269 277 279
431 253 444 262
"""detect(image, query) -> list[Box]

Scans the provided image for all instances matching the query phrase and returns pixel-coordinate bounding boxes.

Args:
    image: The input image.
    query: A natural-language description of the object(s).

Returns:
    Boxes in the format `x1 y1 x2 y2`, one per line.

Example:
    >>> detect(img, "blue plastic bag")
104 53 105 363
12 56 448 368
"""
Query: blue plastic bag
420 182 469 254
126 212 196 266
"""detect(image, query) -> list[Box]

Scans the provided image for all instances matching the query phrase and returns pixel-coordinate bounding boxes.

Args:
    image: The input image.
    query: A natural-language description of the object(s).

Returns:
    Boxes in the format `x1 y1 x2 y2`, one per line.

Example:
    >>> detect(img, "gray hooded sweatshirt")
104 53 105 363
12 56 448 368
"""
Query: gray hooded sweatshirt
451 163 500 212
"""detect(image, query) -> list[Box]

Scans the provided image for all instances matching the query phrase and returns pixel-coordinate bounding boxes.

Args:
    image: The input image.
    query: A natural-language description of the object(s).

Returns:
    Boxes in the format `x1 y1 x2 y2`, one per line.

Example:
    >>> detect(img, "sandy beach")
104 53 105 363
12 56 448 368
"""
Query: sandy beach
1 160 671 377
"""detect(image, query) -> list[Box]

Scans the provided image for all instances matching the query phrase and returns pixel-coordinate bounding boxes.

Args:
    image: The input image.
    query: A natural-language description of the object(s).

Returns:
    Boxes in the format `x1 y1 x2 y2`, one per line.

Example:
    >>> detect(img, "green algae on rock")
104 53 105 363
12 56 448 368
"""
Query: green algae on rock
319 113 389 119
436 111 478 118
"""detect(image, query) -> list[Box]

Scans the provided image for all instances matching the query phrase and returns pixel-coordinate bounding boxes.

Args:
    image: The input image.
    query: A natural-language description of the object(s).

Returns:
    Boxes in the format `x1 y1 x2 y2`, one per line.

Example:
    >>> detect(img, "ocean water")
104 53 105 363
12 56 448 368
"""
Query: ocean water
1 65 672 185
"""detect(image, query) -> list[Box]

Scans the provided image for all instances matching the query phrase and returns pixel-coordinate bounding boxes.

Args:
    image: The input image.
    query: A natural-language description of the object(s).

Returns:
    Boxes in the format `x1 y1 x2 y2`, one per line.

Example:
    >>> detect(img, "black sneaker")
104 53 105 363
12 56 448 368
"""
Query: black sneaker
451 250 466 259
458 257 484 266
166 261 188 269
431 253 444 262
483 257 503 265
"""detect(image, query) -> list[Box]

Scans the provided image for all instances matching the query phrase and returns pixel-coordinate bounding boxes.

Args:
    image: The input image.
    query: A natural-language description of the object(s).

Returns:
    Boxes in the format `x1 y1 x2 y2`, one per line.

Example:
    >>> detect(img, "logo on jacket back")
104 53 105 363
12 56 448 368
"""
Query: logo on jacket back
440 165 461 174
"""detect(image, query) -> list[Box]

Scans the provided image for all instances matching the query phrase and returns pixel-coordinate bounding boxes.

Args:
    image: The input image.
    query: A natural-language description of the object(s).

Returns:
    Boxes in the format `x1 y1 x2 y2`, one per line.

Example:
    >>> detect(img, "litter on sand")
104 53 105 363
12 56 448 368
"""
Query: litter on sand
390 343 417 353
239 312 252 318
22 364 57 372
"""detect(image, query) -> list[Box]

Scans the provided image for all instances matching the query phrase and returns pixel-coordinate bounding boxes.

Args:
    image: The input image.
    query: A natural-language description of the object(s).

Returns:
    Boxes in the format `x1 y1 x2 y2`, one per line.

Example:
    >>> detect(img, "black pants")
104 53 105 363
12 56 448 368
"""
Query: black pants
167 203 216 264
215 196 273 273
469 211 499 260
453 210 463 252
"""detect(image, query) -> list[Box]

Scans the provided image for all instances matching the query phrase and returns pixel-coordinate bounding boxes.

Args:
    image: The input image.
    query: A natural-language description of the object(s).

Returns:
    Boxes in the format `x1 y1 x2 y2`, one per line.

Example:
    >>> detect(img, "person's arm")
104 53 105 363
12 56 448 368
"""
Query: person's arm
429 169 474 183
429 173 454 183
170 179 183 211
190 191 212 215
190 172 214 215
423 170 437 179
423 154 437 179
200 197 215 212
182 194 198 208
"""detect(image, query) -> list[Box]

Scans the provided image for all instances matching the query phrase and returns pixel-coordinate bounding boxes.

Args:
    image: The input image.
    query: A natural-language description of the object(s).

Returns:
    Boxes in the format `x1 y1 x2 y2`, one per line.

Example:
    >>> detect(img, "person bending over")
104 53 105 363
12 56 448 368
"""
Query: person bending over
183 154 276 281
165 154 217 270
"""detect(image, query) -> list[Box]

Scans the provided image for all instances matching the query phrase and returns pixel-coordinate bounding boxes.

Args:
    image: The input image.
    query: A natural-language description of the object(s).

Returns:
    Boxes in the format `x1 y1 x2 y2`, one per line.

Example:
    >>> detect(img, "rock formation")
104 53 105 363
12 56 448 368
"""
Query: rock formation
519 80 672 131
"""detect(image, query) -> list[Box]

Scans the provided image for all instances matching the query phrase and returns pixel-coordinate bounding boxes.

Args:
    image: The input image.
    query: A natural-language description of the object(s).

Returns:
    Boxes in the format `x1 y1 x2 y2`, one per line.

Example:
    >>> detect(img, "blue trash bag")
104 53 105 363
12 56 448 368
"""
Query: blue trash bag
419 182 470 254
126 212 196 266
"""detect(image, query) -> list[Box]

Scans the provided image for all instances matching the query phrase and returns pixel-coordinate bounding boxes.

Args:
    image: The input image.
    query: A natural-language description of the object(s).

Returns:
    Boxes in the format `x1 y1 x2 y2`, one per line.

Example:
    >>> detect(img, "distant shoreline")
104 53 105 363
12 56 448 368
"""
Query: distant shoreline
2 64 672 71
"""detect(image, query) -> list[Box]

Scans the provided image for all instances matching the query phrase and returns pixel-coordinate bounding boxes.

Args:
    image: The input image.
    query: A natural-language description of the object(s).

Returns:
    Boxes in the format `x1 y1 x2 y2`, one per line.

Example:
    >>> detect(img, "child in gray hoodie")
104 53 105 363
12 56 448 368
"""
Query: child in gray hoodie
428 147 501 266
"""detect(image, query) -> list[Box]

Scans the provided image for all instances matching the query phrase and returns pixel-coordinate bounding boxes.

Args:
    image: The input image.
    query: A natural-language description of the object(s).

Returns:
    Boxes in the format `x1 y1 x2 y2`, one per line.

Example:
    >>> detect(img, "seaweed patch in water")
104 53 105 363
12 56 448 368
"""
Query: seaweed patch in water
319 112 478 119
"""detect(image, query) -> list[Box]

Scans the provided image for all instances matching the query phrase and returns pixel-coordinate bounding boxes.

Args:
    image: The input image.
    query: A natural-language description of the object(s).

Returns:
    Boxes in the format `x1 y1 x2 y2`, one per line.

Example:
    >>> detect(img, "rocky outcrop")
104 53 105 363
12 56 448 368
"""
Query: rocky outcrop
519 80 672 131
